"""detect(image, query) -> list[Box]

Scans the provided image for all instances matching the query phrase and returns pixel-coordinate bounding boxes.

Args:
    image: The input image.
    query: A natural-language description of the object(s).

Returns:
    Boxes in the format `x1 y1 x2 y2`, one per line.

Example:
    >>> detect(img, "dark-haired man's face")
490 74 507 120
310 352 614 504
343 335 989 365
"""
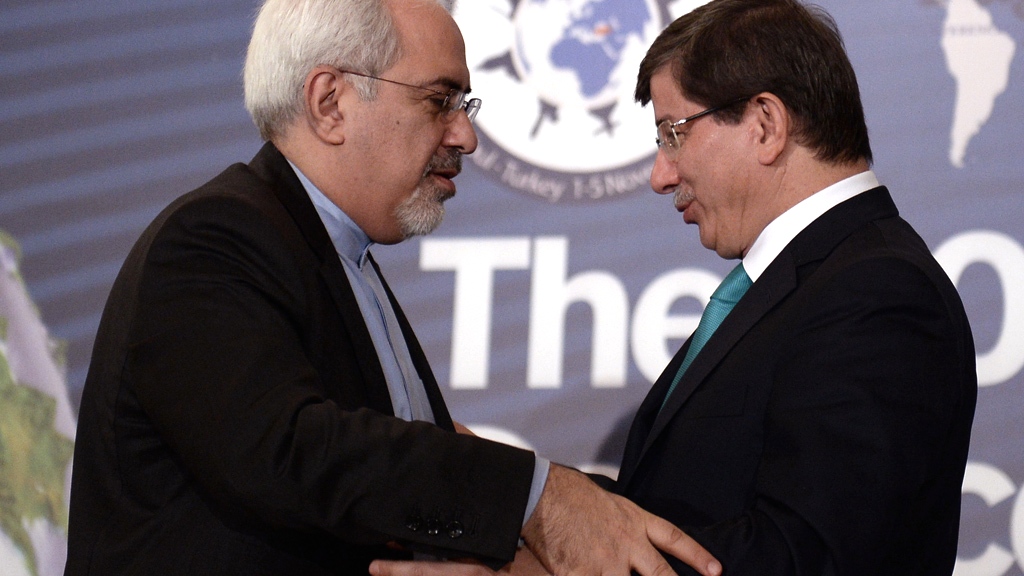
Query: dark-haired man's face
647 68 765 259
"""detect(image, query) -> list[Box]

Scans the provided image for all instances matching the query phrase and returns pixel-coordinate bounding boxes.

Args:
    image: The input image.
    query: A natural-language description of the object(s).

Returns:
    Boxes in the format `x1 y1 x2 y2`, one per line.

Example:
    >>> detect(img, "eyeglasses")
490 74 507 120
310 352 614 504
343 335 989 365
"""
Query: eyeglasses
656 96 752 157
338 69 481 122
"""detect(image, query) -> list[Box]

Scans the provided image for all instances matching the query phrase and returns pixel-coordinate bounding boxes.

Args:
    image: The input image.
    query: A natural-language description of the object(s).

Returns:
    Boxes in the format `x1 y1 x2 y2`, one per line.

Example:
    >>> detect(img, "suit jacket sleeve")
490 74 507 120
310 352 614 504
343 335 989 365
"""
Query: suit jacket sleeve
123 190 534 564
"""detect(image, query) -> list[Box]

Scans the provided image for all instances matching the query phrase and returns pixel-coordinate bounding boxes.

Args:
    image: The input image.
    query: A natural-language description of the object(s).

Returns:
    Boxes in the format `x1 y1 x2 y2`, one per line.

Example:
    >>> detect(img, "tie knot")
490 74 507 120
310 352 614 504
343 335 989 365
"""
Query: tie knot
711 263 752 304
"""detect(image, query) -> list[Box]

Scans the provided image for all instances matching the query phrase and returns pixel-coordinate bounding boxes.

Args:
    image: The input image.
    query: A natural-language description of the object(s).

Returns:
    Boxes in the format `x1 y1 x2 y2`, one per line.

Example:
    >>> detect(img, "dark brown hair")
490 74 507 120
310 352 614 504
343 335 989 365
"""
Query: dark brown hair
636 0 872 165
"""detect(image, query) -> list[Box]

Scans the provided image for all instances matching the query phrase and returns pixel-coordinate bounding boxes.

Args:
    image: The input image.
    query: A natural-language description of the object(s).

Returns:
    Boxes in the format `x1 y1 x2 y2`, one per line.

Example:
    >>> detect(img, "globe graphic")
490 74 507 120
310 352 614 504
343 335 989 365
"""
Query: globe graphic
511 0 654 109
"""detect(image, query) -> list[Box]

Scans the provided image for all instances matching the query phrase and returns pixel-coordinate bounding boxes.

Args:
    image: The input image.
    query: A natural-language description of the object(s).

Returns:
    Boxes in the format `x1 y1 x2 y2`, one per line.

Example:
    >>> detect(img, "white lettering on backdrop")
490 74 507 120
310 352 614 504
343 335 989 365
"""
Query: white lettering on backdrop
424 230 1024 389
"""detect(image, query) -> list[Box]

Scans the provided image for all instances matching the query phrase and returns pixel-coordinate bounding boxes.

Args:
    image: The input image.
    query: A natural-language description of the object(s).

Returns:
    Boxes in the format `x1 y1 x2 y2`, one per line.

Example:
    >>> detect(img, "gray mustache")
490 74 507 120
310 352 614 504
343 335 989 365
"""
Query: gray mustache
425 150 462 176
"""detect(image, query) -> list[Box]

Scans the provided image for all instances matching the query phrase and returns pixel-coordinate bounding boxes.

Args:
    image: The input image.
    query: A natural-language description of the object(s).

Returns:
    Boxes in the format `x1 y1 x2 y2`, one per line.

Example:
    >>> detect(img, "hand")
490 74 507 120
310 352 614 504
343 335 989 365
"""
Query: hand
521 464 721 576
369 548 549 576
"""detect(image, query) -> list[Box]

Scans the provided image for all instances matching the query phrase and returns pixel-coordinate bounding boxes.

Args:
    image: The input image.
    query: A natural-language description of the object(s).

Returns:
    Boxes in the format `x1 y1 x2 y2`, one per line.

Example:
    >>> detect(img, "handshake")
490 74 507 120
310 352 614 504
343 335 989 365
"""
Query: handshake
370 463 722 576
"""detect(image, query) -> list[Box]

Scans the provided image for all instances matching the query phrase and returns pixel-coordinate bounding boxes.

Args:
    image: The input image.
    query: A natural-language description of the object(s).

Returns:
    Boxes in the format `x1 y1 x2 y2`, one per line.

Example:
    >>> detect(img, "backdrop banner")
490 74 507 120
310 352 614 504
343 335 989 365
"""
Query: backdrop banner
1 0 1021 574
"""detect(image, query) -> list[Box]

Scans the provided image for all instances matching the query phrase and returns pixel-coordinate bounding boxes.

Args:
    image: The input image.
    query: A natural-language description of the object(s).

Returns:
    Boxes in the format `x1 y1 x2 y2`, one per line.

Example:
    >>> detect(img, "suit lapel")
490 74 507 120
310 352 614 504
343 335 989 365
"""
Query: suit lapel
250 143 394 413
617 258 798 489
617 346 687 486
656 256 796 422
315 261 397 414
250 143 455 430
618 186 899 490
367 254 455 430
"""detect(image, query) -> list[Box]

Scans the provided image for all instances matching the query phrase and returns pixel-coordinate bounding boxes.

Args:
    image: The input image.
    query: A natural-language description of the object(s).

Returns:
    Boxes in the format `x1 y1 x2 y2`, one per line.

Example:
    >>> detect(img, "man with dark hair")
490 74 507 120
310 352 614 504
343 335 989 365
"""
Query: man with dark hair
372 0 976 575
63 1 721 575
617 0 976 573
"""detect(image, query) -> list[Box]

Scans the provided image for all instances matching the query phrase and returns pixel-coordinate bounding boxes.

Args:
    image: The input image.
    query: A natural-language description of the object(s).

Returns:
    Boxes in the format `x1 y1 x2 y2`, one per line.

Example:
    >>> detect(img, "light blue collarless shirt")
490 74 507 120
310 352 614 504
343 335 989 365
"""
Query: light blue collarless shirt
287 162 548 529
291 162 434 423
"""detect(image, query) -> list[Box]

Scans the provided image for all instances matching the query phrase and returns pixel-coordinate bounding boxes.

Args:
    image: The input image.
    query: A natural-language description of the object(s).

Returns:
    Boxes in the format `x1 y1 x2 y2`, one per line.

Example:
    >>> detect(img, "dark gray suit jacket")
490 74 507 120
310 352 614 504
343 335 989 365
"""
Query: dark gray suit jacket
66 143 534 575
616 188 976 575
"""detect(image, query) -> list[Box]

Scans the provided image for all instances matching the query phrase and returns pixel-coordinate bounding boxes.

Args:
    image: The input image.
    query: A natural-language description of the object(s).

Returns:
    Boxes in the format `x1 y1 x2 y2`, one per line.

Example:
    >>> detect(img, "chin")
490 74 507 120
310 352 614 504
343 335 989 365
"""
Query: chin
396 195 446 238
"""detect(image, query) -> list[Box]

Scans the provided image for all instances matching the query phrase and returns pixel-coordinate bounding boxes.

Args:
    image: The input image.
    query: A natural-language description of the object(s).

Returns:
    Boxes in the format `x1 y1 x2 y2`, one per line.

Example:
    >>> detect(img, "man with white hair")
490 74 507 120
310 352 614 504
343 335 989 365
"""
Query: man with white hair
64 1 720 575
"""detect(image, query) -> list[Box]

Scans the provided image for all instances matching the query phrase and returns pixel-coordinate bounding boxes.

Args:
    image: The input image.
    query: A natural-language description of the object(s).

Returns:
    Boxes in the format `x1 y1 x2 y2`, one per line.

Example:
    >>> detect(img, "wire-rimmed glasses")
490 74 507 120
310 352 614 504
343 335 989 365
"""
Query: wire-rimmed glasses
656 96 752 157
338 69 481 122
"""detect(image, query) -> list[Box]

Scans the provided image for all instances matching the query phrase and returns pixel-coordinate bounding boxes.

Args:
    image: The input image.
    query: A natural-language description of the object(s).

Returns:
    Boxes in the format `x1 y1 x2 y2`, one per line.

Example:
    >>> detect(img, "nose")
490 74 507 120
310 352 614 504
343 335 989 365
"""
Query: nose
649 148 680 195
443 110 479 154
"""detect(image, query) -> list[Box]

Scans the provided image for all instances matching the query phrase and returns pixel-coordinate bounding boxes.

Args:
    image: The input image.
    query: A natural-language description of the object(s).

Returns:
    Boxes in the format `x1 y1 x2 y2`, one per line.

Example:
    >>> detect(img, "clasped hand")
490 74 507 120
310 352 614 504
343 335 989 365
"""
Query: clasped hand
370 464 721 576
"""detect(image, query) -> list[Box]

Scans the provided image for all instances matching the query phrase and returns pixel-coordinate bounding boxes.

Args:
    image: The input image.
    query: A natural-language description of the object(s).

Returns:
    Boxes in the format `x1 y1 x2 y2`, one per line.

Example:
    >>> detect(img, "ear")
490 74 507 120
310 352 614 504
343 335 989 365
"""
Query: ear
749 92 790 166
303 66 348 145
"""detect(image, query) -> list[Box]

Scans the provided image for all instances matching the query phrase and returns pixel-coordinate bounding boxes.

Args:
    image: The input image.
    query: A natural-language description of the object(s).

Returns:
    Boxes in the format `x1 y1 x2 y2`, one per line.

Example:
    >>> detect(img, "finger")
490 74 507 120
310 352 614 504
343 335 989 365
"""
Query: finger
369 560 439 576
369 560 492 576
627 545 678 576
369 560 414 576
642 515 722 576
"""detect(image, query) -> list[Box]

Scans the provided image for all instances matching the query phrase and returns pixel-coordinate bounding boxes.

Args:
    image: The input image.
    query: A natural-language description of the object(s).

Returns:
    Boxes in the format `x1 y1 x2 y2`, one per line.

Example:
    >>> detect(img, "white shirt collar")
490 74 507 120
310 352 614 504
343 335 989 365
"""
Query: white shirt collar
742 170 880 281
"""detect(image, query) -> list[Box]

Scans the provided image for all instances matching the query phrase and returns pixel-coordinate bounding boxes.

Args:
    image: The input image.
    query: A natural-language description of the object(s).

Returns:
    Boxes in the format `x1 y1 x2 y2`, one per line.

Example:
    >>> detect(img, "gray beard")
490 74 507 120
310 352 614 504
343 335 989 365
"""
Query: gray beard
396 151 461 238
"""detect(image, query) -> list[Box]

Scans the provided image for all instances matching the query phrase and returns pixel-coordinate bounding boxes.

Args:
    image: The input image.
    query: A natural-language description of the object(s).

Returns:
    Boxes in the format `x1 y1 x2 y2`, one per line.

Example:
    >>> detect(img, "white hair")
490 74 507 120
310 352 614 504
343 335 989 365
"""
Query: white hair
244 0 453 141
243 0 456 141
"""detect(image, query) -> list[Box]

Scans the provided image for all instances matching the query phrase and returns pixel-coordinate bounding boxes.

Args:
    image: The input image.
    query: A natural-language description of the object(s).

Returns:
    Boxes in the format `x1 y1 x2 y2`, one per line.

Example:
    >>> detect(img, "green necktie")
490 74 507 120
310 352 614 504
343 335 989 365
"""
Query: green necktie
661 263 752 409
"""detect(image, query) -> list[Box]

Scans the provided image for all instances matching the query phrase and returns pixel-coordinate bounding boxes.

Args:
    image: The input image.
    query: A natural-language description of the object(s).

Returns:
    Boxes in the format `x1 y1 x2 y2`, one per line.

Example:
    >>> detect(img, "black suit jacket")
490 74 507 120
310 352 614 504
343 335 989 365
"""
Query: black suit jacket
65 143 535 575
616 188 976 575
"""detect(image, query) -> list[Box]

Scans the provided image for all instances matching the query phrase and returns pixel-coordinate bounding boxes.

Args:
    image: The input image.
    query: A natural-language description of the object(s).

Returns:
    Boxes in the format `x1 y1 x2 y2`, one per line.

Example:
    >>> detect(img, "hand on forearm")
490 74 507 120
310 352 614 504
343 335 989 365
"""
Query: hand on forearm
521 464 721 576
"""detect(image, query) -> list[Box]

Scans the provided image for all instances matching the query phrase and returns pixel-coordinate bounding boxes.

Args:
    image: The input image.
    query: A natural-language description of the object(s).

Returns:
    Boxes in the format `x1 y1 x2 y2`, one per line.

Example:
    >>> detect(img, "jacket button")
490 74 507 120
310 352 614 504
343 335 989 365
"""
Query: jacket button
446 521 464 539
425 517 442 536
405 515 423 532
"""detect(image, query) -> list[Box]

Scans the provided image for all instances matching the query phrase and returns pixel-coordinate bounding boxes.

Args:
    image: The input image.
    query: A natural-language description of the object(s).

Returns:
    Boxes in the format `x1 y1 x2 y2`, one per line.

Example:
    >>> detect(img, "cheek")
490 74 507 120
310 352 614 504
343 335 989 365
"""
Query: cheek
676 153 709 187
704 195 733 228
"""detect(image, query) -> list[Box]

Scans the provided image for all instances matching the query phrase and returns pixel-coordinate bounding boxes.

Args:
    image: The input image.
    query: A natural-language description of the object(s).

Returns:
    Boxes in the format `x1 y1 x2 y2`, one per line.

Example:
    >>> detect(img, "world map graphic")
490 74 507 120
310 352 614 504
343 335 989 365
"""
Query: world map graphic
546 0 652 98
